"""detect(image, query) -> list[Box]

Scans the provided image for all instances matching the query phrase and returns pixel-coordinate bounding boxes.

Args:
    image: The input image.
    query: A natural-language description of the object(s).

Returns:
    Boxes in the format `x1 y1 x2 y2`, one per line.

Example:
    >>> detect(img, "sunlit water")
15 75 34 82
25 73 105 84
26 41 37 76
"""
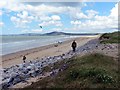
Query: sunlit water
0 35 81 55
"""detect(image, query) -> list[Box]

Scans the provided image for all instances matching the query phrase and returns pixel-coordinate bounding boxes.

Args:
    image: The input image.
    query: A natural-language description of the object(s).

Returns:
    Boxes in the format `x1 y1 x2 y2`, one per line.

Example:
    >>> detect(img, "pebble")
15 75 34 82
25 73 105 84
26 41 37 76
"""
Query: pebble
1 53 70 88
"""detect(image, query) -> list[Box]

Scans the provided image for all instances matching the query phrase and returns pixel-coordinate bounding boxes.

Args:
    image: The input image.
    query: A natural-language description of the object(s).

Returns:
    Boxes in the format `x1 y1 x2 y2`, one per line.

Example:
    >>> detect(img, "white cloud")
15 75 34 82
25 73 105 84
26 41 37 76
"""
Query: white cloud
21 29 43 33
37 15 62 27
109 3 118 18
11 16 19 22
39 20 62 27
71 21 81 25
11 11 34 28
1 1 118 33
0 0 75 15
35 14 62 27
70 16 118 33
3 1 64 28
0 10 2 16
0 22 4 27
17 11 28 19
1 1 82 29
70 3 118 33
72 9 98 20
17 11 34 21
1 1 82 18
0 1 6 8
76 12 87 19
51 15 61 21
0 0 26 13
86 10 98 19
11 16 28 28
86 10 98 15
36 15 51 21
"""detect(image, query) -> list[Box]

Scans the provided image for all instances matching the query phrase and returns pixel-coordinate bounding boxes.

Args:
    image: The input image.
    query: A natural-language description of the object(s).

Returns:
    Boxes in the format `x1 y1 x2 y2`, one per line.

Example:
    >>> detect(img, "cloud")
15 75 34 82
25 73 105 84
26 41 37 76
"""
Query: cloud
37 15 61 22
86 10 99 19
72 9 98 20
24 2 86 7
51 15 61 21
22 29 43 33
1 1 83 16
36 15 51 21
3 1 66 28
1 1 118 33
17 11 28 19
17 11 34 22
75 12 88 19
38 14 62 27
0 10 2 16
109 3 118 18
39 20 62 27
0 22 4 27
70 3 118 33
0 0 26 12
11 11 34 28
71 21 81 25
1 1 83 29
0 1 6 8
11 16 25 28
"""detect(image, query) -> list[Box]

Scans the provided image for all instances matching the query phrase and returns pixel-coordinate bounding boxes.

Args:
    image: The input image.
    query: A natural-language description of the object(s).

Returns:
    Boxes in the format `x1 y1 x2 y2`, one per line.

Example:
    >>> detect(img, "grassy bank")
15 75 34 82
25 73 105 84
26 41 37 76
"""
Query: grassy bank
99 31 120 43
22 53 119 89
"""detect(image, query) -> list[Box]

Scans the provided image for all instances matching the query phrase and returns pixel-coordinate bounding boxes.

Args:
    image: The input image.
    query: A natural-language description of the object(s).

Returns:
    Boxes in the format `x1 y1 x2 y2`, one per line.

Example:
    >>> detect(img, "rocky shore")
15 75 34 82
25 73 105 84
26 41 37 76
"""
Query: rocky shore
1 38 118 89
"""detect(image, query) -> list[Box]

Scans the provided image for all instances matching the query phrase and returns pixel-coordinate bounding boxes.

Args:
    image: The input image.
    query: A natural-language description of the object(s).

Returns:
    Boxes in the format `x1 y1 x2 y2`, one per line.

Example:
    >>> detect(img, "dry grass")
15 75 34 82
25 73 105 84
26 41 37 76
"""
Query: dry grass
21 53 119 89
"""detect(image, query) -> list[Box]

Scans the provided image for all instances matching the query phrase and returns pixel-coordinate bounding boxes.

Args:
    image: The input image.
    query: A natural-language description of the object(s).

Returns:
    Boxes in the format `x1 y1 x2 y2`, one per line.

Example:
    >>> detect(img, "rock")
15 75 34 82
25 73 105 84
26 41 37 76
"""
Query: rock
1 40 100 88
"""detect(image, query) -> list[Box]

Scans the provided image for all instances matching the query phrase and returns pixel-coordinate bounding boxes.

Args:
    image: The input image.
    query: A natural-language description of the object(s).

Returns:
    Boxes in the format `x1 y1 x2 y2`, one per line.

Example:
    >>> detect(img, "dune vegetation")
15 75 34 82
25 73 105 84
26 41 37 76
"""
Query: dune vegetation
99 31 120 43
22 53 119 89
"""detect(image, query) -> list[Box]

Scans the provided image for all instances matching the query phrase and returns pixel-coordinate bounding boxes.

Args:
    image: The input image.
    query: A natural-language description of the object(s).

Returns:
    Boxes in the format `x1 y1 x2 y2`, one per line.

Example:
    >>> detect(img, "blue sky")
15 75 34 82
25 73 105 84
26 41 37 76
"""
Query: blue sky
0 1 118 35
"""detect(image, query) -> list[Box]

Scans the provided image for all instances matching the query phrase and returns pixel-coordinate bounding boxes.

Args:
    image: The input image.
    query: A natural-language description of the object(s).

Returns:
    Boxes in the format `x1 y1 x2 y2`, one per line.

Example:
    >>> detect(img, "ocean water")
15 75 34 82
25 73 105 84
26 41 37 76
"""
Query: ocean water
0 35 80 55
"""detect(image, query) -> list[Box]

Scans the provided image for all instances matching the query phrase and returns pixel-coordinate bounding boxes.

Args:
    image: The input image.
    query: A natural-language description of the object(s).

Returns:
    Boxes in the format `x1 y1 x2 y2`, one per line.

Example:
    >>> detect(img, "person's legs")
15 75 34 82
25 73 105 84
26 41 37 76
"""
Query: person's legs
73 47 76 52
23 60 25 63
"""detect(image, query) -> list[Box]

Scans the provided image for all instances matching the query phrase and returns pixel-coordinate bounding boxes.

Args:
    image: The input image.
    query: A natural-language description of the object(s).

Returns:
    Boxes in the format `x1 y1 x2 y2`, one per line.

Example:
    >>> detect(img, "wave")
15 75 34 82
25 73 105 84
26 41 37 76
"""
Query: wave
1 36 81 55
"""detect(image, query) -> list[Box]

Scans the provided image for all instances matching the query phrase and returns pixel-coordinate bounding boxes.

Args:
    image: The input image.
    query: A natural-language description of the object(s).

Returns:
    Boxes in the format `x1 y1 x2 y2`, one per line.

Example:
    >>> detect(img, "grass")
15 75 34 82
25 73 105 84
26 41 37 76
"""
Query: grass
99 31 120 43
21 53 119 89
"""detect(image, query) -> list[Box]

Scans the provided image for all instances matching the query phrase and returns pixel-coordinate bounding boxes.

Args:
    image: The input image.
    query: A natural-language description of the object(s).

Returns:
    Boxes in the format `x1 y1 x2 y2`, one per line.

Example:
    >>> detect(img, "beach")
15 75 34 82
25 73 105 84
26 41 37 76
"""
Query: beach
1 34 119 89
1 36 99 68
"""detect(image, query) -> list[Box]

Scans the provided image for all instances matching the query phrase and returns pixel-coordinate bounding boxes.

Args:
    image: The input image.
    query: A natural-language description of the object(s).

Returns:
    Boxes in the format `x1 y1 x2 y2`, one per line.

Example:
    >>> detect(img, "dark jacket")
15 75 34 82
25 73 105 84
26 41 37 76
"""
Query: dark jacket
23 56 26 60
72 41 77 48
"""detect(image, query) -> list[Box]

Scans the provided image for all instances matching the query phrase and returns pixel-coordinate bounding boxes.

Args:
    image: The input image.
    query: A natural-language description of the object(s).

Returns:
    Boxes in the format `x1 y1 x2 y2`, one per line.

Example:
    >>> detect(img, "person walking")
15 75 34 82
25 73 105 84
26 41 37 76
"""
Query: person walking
71 40 77 52
22 55 26 63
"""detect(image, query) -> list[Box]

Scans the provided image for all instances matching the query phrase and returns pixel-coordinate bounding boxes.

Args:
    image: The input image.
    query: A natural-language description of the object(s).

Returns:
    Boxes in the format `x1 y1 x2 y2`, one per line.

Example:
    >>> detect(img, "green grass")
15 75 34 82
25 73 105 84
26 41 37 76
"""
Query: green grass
21 53 119 89
99 31 120 43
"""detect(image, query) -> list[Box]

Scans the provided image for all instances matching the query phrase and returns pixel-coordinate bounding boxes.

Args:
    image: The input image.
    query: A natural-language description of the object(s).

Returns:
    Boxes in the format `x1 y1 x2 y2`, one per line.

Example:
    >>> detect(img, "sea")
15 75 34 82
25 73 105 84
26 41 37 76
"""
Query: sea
0 35 82 56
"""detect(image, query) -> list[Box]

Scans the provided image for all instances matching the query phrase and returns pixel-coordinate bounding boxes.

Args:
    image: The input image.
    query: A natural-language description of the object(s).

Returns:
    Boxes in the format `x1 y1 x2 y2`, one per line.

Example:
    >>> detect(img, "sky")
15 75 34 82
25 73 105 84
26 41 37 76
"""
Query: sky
0 0 119 35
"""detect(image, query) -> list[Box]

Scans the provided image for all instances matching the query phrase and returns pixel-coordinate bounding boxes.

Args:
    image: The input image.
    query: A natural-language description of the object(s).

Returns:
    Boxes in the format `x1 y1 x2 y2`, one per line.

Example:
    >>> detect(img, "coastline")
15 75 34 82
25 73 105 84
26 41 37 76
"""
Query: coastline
1 33 118 89
1 35 99 68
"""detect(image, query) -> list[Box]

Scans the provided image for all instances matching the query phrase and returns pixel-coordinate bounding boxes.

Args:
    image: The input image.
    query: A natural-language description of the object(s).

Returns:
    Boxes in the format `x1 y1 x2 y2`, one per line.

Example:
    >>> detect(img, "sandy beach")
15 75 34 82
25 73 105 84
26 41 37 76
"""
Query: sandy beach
1 36 99 68
1 34 119 89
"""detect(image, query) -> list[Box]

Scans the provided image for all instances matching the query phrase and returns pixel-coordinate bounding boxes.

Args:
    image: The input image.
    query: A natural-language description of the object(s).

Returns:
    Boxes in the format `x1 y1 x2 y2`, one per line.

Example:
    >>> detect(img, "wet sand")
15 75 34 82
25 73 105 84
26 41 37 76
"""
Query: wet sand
1 36 99 68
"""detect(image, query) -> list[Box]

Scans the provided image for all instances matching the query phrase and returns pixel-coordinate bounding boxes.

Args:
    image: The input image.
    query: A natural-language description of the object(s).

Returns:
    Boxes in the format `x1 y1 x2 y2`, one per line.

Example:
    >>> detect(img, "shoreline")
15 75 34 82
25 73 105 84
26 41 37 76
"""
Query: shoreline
1 35 99 68
1 34 118 89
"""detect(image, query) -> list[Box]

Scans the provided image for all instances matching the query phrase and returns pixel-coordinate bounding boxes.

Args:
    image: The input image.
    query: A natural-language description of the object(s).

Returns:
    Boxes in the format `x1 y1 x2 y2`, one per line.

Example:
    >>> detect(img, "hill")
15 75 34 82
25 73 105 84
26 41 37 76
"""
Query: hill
43 31 99 36
2 31 99 36
99 31 120 43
